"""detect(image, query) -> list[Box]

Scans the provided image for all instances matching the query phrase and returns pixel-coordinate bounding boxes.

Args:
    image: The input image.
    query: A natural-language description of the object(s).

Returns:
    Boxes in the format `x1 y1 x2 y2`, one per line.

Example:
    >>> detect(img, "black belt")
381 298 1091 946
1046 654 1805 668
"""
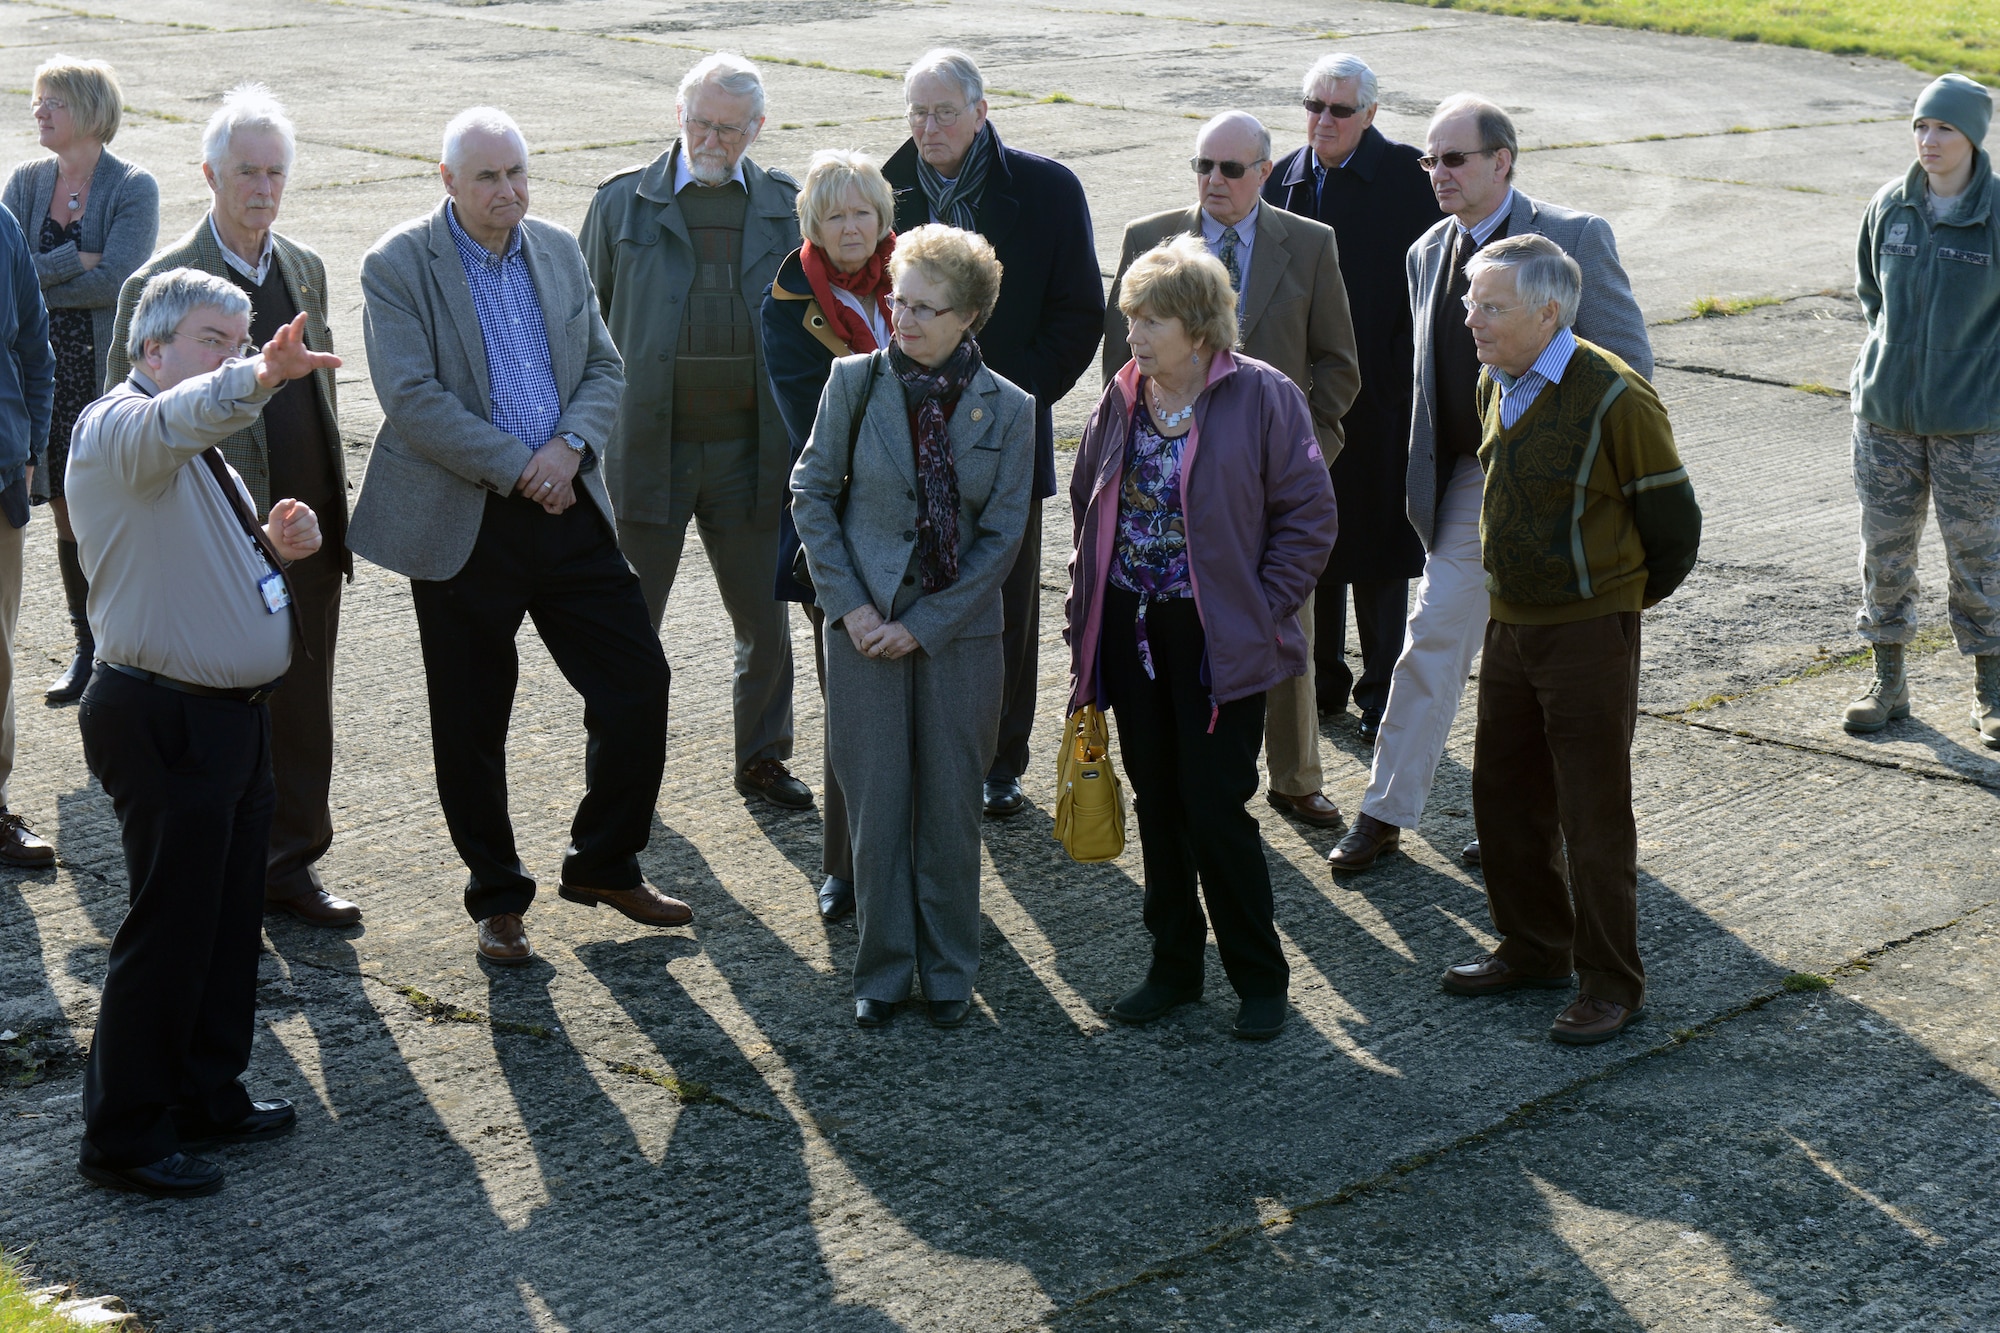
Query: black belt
98 661 284 705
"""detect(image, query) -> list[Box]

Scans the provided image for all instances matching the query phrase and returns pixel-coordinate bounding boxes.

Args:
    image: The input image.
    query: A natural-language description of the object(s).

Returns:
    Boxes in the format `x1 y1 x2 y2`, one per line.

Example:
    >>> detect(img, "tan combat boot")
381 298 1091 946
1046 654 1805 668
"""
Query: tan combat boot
1974 655 2000 751
1842 642 1909 733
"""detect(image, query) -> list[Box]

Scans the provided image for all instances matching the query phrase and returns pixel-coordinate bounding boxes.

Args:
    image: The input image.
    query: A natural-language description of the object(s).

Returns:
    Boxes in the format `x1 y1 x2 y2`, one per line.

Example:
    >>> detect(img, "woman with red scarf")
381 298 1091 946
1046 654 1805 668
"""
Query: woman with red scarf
762 150 898 926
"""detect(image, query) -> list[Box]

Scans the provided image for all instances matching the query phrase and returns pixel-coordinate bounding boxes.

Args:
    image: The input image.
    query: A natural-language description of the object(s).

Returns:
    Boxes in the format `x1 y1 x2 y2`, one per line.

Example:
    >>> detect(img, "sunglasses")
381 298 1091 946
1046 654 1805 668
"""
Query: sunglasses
1418 148 1498 172
1302 98 1361 118
1190 156 1267 179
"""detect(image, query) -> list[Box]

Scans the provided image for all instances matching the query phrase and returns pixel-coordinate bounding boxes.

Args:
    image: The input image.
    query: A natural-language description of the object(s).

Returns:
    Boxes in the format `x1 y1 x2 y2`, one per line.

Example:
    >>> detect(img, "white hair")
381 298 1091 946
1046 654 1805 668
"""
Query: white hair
128 267 251 362
905 48 984 108
201 81 296 174
441 106 528 171
1465 234 1582 329
1304 54 1378 111
1198 110 1272 163
677 52 767 122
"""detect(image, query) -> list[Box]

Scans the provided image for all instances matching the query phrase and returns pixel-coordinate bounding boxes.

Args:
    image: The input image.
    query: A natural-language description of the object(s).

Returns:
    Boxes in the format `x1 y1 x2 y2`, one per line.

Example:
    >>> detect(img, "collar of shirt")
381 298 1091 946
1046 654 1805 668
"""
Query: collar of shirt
445 199 522 268
209 214 274 285
1490 325 1577 426
1456 187 1515 246
1201 202 1259 250
673 147 747 194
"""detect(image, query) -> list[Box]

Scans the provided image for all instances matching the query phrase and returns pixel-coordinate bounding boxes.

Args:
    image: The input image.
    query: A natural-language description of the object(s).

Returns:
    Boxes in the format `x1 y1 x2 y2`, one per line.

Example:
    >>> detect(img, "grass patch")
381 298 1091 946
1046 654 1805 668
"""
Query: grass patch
1690 293 1783 318
1394 0 2000 80
394 985 554 1039
1783 972 1833 992
1794 381 1846 396
1041 91 1077 103
0 1250 135 1330
612 1062 774 1119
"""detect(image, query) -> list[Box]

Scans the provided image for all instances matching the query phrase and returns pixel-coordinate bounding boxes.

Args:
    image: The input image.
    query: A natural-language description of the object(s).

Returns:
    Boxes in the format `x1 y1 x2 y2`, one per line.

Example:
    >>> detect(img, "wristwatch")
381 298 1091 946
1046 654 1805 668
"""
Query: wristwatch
558 432 588 455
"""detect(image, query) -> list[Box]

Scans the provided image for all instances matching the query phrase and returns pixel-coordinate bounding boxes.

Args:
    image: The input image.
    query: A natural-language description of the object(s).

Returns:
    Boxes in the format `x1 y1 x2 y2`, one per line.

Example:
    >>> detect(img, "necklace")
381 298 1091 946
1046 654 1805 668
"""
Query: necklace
1148 381 1196 428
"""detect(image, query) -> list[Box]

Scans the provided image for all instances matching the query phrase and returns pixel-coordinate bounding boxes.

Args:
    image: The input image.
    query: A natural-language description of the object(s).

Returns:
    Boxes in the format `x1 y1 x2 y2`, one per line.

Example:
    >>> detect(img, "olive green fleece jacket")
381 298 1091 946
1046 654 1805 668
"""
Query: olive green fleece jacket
1852 149 2000 437
1476 339 1702 625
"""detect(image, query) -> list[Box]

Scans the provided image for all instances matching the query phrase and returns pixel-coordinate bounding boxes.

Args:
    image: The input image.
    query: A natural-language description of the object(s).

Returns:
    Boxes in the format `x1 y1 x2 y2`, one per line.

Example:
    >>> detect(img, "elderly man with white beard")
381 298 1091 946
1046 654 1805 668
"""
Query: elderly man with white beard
580 53 811 811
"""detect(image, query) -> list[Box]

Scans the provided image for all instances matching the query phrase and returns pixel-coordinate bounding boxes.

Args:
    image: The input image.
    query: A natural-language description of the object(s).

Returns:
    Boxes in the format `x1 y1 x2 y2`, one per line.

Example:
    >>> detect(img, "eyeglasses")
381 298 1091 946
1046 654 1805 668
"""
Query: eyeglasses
906 104 965 128
1302 98 1360 119
170 332 256 357
684 116 752 145
30 97 66 113
889 296 954 322
1190 156 1268 179
1419 148 1498 172
1460 296 1523 318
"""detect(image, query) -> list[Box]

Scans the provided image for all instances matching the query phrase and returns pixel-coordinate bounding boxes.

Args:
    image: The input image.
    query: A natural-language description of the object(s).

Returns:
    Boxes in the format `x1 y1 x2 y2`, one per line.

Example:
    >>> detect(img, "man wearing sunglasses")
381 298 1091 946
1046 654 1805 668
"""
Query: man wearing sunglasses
1328 93 1652 873
1104 109 1360 831
1265 56 1443 746
580 53 813 813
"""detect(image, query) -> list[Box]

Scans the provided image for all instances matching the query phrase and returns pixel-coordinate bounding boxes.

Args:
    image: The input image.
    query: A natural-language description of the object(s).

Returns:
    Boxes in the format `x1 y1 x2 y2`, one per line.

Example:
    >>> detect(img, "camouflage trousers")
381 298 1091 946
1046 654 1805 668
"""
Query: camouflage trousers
1853 418 2000 655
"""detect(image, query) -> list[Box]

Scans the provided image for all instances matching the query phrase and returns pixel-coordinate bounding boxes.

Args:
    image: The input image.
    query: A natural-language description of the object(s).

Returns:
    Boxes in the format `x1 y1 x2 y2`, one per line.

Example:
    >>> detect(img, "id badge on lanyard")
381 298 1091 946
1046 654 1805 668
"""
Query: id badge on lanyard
259 569 292 613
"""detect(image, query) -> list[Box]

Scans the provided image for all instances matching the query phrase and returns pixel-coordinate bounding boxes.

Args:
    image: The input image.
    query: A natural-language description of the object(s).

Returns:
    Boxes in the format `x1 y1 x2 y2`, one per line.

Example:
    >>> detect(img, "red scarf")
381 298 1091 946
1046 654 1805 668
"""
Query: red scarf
800 233 895 353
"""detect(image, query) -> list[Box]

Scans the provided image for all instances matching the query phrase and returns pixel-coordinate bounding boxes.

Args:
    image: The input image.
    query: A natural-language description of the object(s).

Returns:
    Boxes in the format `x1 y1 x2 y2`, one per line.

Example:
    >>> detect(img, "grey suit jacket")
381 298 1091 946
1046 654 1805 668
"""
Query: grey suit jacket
347 202 626 581
791 353 1035 652
1404 190 1651 549
1102 204 1360 459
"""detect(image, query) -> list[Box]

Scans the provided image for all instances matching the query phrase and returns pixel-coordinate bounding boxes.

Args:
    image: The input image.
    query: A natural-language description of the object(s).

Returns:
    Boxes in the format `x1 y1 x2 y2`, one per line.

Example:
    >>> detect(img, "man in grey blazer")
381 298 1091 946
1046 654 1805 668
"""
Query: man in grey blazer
1329 93 1653 872
347 107 684 966
1104 110 1360 832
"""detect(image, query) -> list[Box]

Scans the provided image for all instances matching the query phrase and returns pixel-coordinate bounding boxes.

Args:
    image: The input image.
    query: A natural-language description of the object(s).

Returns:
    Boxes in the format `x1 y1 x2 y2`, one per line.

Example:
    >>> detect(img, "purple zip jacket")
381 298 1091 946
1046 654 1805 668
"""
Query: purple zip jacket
1066 349 1338 720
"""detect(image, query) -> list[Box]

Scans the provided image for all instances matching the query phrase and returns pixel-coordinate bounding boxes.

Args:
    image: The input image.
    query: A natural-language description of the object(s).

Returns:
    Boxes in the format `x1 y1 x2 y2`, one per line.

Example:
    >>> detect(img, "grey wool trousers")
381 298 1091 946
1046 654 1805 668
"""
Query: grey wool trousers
825 623 1003 1003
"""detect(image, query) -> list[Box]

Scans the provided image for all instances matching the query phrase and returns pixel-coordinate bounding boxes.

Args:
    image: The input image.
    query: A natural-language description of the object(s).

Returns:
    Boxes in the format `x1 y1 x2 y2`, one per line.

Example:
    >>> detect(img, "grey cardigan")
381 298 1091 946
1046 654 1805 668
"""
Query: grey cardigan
2 149 159 399
791 353 1035 651
1402 189 1651 549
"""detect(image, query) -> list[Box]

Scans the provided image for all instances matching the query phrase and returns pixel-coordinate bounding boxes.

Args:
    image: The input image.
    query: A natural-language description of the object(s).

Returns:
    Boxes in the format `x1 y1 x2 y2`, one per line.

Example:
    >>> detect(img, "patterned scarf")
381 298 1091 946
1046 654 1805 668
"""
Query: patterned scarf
890 337 982 593
800 232 896 353
914 122 994 232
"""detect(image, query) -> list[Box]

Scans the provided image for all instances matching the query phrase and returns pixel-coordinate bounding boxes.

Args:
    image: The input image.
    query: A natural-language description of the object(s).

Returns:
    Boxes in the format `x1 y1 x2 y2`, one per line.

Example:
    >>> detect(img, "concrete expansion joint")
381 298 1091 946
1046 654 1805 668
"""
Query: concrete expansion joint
1653 359 1849 395
1030 902 1996 1329
1646 709 2000 792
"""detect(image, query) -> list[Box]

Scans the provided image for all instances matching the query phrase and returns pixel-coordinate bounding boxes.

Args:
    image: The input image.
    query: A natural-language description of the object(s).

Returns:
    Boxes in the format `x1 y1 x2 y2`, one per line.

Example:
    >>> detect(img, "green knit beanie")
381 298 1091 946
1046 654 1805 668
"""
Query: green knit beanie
1913 73 1991 145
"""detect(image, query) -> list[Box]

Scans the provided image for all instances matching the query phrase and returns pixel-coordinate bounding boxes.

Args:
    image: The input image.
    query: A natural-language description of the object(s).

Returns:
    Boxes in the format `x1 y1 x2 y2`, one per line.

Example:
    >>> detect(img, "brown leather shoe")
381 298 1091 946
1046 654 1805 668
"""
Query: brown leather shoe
0 811 54 867
1266 790 1344 828
1550 995 1643 1045
1326 813 1399 871
478 912 533 965
1440 952 1574 996
267 887 362 928
558 880 694 928
734 758 814 810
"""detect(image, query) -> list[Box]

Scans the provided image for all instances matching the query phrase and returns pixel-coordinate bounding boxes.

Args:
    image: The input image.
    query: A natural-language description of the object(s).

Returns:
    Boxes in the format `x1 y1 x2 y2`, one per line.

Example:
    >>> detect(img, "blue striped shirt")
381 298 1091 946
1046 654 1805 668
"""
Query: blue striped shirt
1491 326 1577 430
445 202 561 450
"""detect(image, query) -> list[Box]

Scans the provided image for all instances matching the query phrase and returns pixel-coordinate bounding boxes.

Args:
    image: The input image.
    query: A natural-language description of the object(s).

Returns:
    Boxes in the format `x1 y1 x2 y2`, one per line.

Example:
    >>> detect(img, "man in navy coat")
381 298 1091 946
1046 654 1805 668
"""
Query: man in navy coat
883 47 1106 818
1265 55 1442 738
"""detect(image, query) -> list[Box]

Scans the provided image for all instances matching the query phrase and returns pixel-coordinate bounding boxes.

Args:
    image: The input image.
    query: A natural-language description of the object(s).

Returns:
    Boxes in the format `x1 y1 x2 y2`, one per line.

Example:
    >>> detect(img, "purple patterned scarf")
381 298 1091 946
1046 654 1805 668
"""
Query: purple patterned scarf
890 337 982 592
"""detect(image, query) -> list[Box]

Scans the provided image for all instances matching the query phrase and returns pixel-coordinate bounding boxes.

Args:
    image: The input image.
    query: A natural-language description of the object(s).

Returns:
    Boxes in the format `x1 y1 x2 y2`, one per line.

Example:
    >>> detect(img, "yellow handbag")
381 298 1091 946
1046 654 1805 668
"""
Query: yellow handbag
1053 704 1127 863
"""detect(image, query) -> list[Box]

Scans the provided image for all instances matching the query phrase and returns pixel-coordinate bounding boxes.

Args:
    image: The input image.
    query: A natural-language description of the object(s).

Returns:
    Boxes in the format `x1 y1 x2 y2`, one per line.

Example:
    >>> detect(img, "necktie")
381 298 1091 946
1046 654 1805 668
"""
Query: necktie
1217 226 1242 293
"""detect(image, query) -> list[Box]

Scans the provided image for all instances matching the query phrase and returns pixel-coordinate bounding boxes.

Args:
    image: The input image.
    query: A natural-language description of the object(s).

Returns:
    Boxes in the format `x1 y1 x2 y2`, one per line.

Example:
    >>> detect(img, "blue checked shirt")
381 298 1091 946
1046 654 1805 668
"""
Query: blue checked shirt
1491 325 1577 429
446 202 562 450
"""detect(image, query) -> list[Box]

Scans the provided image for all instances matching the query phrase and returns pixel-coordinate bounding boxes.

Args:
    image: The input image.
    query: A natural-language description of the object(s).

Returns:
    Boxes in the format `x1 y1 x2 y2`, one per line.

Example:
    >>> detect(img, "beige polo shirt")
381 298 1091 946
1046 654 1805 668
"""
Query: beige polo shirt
67 362 292 690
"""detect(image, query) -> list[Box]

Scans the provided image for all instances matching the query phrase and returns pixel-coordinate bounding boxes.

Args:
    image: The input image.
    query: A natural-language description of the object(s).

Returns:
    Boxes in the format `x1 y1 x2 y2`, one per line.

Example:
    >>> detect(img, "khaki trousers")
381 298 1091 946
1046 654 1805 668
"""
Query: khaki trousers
1262 590 1322 797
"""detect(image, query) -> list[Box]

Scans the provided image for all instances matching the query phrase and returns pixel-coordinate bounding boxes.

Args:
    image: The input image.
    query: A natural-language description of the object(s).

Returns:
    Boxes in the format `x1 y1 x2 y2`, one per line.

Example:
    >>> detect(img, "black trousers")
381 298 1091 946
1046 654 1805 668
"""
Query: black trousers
1317 577 1409 716
1100 586 1288 999
990 498 1043 781
410 492 669 922
78 668 274 1168
265 558 341 901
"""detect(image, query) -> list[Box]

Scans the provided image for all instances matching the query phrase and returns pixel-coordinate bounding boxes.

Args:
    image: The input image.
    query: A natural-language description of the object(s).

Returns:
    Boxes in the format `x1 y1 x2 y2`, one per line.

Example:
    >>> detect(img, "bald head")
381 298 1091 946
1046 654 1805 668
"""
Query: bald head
1193 110 1272 227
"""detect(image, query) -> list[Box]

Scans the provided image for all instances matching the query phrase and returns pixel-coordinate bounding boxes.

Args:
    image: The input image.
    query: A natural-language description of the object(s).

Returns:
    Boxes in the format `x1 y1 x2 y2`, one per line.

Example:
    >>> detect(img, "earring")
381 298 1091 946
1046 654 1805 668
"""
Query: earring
1190 351 1198 365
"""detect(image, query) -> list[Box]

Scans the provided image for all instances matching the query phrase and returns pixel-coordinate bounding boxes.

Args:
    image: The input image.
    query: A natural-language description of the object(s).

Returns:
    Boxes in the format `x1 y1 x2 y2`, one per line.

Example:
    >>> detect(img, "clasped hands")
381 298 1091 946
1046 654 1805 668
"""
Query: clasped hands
843 604 919 661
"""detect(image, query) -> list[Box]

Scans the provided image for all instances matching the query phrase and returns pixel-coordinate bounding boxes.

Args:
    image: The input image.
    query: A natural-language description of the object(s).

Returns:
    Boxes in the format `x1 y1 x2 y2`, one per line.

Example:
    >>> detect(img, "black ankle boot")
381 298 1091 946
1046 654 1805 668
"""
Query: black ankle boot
45 538 93 704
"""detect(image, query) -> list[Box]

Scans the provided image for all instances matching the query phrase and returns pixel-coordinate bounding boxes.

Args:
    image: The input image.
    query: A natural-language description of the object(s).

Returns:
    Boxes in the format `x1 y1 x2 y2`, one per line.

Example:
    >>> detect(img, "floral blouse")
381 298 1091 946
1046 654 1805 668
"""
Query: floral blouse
1109 394 1192 676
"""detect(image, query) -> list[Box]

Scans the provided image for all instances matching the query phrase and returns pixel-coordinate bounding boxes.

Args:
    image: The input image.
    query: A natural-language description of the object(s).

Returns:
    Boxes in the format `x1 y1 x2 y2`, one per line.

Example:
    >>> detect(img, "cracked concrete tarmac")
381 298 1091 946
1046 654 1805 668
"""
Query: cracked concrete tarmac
0 2 1992 1330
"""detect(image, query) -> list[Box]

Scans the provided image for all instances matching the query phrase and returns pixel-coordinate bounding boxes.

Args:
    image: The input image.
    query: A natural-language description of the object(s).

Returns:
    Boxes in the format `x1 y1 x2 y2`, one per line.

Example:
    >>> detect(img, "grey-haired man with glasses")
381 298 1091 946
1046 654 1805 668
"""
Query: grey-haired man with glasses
881 47 1105 819
580 51 811 811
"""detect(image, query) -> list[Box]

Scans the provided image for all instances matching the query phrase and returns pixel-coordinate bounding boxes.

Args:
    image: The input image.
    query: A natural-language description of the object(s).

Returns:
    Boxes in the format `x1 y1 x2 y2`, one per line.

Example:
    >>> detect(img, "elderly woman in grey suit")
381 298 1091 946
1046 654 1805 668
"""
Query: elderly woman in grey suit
792 224 1033 1029
3 55 158 703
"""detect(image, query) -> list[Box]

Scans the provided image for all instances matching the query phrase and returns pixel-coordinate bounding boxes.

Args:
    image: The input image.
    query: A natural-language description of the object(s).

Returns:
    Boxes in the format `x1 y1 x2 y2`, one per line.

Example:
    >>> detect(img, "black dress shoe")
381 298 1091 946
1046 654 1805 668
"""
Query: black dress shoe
818 875 854 921
928 999 971 1028
1357 709 1383 742
736 758 814 810
266 887 362 928
855 998 895 1027
176 1098 297 1147
45 650 92 704
1462 839 1482 866
1232 995 1287 1041
983 775 1025 819
79 1151 223 1198
1106 979 1201 1025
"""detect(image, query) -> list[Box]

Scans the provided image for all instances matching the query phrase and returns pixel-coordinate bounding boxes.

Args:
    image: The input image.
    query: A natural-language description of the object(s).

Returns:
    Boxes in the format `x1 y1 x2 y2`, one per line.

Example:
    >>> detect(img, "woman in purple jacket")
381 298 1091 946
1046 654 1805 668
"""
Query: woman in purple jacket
1066 236 1338 1041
